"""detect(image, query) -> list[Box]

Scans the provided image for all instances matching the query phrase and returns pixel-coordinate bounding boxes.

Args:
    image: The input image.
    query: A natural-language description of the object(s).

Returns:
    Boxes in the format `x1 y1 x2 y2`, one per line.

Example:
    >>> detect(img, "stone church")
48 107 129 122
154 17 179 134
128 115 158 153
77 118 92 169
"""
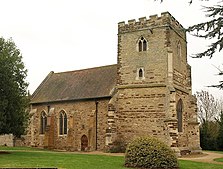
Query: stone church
26 12 201 155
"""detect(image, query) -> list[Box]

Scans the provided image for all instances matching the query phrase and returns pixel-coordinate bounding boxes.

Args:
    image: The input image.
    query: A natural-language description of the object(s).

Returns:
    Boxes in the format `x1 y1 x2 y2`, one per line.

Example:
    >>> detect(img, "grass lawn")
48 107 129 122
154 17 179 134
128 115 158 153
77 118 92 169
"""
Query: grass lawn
0 147 223 169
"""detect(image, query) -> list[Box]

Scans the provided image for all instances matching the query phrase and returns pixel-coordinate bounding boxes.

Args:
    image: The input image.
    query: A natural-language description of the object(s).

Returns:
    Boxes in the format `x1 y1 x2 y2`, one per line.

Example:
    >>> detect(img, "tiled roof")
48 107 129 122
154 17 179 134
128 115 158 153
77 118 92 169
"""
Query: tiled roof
31 64 117 104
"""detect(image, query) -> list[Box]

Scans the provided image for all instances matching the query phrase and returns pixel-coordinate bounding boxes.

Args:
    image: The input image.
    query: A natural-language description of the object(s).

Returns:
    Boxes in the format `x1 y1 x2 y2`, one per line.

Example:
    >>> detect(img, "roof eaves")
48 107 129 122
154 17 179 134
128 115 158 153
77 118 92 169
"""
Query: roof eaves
30 95 112 105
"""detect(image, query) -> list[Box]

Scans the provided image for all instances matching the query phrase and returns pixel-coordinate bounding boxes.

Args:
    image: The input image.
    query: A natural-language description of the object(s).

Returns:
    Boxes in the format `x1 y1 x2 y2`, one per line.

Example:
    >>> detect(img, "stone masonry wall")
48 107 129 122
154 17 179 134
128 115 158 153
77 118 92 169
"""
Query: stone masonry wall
28 98 109 151
177 92 200 151
114 87 171 145
117 19 168 86
0 134 14 147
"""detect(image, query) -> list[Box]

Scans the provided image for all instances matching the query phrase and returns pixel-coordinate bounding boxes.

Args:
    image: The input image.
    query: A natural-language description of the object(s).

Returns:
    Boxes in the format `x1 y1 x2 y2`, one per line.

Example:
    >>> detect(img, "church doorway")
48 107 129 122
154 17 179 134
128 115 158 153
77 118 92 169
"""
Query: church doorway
81 135 88 151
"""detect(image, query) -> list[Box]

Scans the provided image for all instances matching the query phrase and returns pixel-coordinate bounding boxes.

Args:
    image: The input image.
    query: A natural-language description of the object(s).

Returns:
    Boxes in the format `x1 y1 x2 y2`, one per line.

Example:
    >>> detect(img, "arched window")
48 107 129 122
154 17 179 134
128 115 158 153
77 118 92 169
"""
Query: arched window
139 68 143 78
136 68 145 80
177 41 182 57
64 113 67 134
177 99 183 132
143 40 147 51
138 41 142 52
138 37 147 52
59 111 68 135
40 111 47 134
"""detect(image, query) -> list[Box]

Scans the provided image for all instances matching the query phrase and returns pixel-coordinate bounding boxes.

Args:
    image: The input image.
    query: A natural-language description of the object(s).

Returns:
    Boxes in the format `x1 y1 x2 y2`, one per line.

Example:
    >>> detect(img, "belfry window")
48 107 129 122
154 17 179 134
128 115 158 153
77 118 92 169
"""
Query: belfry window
40 111 47 134
177 99 183 132
138 37 147 52
59 111 68 135
177 41 182 57
143 40 147 51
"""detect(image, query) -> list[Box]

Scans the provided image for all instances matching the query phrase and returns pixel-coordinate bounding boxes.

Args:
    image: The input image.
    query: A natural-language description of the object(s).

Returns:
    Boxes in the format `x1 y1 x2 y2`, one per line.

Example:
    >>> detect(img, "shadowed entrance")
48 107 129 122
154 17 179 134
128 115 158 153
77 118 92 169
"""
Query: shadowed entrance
81 135 88 151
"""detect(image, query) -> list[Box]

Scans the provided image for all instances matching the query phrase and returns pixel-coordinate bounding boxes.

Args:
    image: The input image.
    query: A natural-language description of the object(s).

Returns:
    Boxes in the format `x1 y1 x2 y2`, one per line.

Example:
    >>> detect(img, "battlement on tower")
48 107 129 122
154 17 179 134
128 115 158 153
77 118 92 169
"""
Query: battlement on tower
118 12 185 38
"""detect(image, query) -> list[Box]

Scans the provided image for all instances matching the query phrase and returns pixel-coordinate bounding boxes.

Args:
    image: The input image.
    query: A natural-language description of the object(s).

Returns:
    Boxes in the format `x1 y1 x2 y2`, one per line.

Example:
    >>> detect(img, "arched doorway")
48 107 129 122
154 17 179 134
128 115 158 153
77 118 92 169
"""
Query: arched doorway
81 135 88 151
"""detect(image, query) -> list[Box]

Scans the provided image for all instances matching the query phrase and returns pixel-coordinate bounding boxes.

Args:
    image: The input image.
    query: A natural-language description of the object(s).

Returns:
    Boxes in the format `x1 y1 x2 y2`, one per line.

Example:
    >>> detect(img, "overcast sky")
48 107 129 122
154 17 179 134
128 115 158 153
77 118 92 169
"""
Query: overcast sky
0 0 222 98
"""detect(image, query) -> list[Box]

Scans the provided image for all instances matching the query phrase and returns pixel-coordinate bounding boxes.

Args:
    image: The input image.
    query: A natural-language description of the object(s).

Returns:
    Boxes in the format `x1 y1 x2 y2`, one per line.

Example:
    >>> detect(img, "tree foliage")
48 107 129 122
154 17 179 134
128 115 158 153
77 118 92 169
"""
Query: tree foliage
0 37 29 137
195 90 223 150
186 2 223 88
188 5 223 58
200 120 219 150
217 111 223 150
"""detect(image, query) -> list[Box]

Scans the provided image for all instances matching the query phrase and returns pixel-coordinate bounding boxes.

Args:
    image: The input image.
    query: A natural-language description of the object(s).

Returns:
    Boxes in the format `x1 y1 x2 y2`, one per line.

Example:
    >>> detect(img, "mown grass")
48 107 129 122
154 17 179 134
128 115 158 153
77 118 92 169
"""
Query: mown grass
0 147 223 169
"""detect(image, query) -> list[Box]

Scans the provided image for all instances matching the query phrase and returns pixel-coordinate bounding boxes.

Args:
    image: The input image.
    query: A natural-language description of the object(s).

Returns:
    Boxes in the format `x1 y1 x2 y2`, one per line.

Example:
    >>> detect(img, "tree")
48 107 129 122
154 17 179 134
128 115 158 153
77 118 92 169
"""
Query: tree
195 90 219 123
187 3 223 88
0 37 29 137
188 4 223 59
217 111 223 150
187 1 223 89
195 90 222 150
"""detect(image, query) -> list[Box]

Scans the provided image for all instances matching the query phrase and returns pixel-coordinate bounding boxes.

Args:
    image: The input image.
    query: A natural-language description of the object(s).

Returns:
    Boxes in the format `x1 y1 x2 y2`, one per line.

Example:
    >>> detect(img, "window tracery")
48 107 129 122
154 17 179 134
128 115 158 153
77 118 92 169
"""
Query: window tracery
59 111 68 135
40 111 47 134
138 37 147 52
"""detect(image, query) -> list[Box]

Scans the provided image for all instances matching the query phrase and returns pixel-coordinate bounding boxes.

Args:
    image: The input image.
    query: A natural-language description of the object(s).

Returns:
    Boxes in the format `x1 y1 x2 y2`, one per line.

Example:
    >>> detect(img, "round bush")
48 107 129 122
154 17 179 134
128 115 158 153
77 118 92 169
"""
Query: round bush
125 137 179 169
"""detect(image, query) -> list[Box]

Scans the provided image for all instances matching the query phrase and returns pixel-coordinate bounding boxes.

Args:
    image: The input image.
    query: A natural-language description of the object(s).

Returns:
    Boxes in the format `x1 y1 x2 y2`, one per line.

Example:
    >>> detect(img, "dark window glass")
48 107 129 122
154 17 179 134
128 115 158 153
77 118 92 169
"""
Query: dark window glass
139 69 143 78
59 113 63 135
40 112 47 134
64 113 68 134
59 111 68 135
138 41 142 52
143 40 147 51
138 37 147 52
177 99 183 132
40 115 44 134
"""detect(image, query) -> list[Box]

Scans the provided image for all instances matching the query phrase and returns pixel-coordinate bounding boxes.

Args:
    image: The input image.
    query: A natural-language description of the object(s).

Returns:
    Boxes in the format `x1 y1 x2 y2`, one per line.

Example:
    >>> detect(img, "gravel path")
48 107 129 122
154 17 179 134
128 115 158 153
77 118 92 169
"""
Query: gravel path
179 151 223 164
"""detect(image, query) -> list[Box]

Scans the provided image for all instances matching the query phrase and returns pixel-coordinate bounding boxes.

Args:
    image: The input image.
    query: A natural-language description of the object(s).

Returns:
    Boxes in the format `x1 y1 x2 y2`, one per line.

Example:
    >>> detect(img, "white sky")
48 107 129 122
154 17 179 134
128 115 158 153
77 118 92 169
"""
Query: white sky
0 0 222 98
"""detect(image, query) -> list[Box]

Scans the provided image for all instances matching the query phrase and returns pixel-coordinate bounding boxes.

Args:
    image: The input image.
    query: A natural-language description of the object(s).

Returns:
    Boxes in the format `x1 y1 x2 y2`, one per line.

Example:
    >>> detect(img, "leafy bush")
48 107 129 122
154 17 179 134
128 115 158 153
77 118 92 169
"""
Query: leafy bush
125 136 179 169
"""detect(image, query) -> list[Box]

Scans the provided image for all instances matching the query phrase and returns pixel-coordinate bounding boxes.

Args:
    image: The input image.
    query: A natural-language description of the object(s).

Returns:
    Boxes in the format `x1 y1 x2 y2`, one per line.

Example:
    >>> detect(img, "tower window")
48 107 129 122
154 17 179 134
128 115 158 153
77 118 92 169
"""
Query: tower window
139 41 142 52
177 41 182 57
138 37 147 52
143 40 147 51
40 111 47 134
139 69 143 78
136 68 145 80
59 111 68 135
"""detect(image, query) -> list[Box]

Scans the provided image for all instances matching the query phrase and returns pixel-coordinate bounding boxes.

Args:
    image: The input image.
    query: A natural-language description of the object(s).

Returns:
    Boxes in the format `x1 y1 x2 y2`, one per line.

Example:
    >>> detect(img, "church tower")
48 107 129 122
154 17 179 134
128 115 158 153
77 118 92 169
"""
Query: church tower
106 12 200 155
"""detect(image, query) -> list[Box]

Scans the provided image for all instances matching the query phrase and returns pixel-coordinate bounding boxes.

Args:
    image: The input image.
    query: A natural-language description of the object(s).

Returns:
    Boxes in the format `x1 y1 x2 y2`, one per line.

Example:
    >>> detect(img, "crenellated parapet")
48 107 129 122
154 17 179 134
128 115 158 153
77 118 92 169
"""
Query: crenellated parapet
118 12 185 39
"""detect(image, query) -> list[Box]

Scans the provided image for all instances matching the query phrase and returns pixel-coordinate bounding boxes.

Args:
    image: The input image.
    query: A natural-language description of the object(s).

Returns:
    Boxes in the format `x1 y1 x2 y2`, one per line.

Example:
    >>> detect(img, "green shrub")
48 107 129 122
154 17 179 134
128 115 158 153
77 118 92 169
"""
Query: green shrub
125 136 179 169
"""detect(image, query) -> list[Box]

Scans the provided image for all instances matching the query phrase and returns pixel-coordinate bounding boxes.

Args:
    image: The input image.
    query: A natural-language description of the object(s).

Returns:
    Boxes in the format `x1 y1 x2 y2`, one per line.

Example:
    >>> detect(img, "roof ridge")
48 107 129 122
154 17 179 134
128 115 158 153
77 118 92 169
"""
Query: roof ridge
54 64 117 75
